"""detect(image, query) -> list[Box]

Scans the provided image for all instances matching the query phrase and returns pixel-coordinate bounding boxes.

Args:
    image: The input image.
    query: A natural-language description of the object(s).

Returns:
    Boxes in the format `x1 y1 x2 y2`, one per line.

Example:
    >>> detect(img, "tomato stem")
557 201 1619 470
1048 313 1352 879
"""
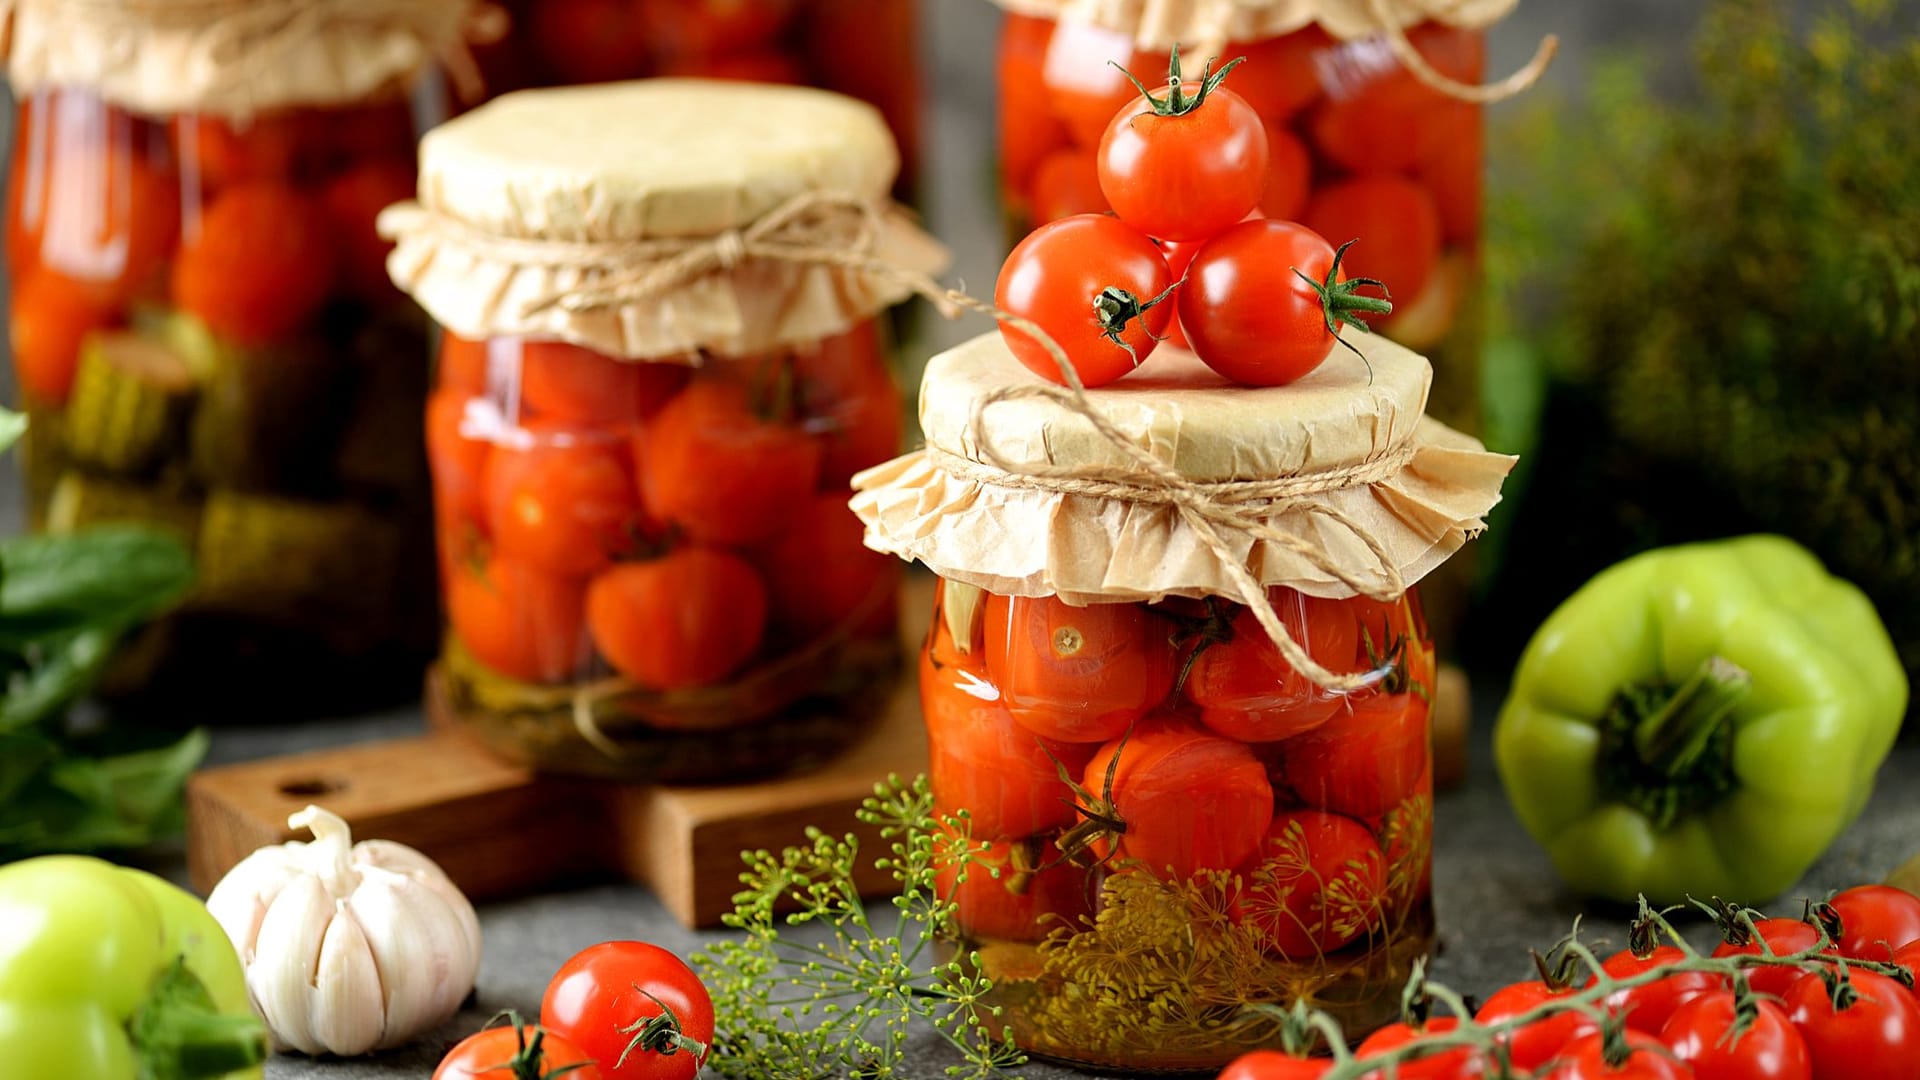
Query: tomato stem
1115 45 1247 118
1594 657 1749 832
1293 239 1393 376
127 958 268 1080
481 1011 598 1080
615 989 710 1071
1092 279 1180 366
1632 656 1751 776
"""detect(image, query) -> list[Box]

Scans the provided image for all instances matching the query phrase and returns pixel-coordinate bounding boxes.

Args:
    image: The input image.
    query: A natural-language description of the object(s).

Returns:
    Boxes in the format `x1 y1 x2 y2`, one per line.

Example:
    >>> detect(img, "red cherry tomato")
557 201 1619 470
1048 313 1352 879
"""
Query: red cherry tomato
435 1017 603 1080
1546 1029 1690 1080
1178 218 1384 387
173 112 303 189
1027 146 1110 226
1259 124 1312 221
759 493 895 639
37 128 180 307
484 427 647 577
1306 24 1483 175
1234 809 1385 958
1082 714 1273 880
319 159 415 304
541 941 714 1080
1356 1018 1482 1079
1892 940 1920 995
518 340 688 428
439 332 491 394
426 389 491 531
1590 946 1718 1034
934 832 1093 943
8 267 118 406
1041 20 1167 148
1183 591 1360 742
922 646 1095 842
446 554 591 684
1475 979 1599 1071
1712 918 1832 999
1096 75 1269 242
1217 1049 1332 1080
1283 690 1429 820
983 592 1176 744
787 320 902 486
636 378 823 546
1417 106 1484 247
1828 885 1920 962
585 547 767 692
1782 969 1920 1080
1226 27 1333 121
1661 990 1811 1080
1301 176 1443 311
995 214 1173 388
171 183 338 346
999 15 1070 199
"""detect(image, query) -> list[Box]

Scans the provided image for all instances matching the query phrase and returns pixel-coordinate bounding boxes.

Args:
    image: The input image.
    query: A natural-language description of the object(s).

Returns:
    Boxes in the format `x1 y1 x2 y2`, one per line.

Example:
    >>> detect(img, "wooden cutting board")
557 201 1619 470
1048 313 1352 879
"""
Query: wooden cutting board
185 584 933 928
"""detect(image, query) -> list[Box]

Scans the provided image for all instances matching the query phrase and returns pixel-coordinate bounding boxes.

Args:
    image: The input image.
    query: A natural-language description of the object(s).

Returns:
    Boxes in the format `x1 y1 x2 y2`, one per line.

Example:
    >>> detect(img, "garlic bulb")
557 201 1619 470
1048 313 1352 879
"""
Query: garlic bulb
205 805 483 1056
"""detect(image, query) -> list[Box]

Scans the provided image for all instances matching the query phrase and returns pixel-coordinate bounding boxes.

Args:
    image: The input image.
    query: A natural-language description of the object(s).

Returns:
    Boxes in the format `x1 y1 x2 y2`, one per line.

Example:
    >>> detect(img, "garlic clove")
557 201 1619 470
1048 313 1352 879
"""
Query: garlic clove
246 874 332 1055
347 867 477 1048
308 901 385 1057
359 840 484 968
206 851 301 964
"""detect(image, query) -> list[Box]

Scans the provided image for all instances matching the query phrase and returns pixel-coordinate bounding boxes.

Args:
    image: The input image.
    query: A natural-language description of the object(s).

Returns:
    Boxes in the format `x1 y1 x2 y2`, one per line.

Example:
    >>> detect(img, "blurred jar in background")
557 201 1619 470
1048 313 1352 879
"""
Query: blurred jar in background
3 1 488 715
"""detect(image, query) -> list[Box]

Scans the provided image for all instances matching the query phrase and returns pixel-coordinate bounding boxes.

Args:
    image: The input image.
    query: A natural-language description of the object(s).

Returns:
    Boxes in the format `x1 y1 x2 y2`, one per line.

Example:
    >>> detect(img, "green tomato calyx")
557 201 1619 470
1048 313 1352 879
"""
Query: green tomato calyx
1116 45 1247 118
1294 239 1394 373
1597 655 1752 831
616 988 709 1070
1092 279 1179 365
130 958 268 1080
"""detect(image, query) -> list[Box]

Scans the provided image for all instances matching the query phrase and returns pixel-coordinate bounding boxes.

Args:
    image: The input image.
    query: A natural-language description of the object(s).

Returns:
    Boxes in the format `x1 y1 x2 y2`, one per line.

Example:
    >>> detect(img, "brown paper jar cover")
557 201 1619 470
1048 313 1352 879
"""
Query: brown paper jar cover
851 331 1515 605
989 0 1521 47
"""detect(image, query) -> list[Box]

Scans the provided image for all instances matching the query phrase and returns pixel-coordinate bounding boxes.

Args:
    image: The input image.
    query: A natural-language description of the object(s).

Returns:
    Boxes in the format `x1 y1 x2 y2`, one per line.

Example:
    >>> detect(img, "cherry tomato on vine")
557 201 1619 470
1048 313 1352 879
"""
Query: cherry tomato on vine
1081 714 1273 880
1711 917 1832 999
542 941 714 1080
484 425 647 577
1826 885 1920 962
1177 219 1391 387
586 547 767 693
1234 809 1385 959
1302 175 1443 309
1782 969 1920 1080
995 214 1174 387
435 1016 603 1080
1590 946 1717 1034
1217 1049 1331 1080
1355 1017 1483 1080
983 592 1176 743
922 645 1094 841
1546 1029 1690 1080
1660 990 1811 1080
1474 979 1599 1071
1183 591 1360 742
1096 50 1270 243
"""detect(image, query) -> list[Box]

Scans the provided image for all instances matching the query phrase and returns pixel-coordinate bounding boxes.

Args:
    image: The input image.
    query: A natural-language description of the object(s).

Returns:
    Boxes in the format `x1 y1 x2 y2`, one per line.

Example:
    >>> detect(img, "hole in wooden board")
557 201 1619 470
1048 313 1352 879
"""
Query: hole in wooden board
278 776 348 798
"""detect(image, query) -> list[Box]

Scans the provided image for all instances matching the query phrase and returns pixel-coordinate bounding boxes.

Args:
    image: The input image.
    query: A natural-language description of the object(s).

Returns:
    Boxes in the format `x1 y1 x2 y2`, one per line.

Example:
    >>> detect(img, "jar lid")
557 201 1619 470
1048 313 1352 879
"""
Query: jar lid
382 80 950 361
992 0 1520 46
851 331 1515 606
1 0 490 118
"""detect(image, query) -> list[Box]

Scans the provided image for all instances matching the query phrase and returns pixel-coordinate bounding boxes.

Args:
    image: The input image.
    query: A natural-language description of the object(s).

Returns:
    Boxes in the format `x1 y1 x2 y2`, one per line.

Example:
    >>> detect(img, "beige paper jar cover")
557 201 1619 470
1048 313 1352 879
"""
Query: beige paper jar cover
379 80 951 363
1 0 493 118
990 0 1520 47
851 332 1515 606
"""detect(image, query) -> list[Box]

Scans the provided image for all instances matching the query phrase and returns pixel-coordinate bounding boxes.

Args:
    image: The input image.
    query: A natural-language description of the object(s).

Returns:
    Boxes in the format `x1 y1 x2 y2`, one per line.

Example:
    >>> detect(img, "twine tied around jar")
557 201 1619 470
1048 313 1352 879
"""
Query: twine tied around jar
1358 0 1557 105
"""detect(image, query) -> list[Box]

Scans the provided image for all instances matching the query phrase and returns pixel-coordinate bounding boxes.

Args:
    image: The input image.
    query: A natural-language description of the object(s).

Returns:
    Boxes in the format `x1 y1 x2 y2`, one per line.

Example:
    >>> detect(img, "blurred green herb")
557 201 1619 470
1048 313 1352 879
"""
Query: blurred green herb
0 405 204 858
694 775 1023 1080
1478 0 1920 668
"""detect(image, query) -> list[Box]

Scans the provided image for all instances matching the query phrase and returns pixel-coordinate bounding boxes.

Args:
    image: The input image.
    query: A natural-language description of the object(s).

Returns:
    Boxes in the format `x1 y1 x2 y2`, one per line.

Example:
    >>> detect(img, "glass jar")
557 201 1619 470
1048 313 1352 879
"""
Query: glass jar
6 85 437 712
996 13 1487 428
469 0 922 193
427 322 904 781
922 578 1434 1070
386 79 947 782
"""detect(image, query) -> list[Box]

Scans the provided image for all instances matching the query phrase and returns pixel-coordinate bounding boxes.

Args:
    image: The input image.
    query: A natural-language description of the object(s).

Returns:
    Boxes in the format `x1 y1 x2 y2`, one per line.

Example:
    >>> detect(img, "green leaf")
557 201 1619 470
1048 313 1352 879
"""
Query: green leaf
0 527 194 644
0 728 208 859
0 627 118 733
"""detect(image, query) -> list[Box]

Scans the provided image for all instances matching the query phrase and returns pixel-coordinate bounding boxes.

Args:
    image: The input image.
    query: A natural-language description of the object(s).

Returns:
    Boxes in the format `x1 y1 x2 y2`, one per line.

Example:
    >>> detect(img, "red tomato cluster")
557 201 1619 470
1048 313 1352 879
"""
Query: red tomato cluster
7 89 415 406
1217 884 1920 1080
994 49 1395 391
997 17 1481 359
470 0 920 191
923 581 1435 954
430 322 901 691
436 940 713 1080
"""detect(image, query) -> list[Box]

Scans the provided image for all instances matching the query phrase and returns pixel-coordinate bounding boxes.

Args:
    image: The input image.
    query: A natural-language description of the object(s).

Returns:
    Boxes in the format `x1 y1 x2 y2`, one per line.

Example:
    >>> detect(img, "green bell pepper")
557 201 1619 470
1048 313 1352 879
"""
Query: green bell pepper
1495 535 1908 905
0 855 266 1080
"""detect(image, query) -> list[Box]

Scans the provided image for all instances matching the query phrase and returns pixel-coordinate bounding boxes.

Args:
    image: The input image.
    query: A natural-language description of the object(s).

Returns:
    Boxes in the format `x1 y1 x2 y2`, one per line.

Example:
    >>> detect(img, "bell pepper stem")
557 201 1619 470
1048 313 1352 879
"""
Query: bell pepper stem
1632 656 1752 777
130 959 269 1080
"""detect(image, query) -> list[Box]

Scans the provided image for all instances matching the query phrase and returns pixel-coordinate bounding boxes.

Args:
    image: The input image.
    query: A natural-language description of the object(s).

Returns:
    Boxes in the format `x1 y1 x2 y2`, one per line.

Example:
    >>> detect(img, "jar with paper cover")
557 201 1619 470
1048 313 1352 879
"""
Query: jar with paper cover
3 0 492 712
382 80 948 782
852 332 1513 1070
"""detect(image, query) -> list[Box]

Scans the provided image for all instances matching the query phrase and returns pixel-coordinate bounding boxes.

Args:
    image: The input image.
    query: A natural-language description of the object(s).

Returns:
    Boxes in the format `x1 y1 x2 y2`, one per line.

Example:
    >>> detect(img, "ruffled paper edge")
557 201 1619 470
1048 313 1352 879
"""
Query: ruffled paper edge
851 416 1516 605
382 203 952 361
992 0 1520 46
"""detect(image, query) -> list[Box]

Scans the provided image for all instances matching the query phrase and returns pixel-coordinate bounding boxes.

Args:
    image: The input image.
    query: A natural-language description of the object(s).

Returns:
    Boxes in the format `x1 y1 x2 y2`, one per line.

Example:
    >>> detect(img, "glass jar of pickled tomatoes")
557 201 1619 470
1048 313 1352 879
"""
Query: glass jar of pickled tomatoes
852 332 1514 1070
993 0 1529 431
3 1 479 712
468 0 922 194
383 80 948 782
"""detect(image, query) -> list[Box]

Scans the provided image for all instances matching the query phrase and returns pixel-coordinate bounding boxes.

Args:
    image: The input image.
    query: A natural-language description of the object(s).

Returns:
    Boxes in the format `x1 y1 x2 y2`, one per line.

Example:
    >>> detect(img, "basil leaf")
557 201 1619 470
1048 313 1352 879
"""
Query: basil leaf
0 628 116 733
0 528 194 642
0 729 209 859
